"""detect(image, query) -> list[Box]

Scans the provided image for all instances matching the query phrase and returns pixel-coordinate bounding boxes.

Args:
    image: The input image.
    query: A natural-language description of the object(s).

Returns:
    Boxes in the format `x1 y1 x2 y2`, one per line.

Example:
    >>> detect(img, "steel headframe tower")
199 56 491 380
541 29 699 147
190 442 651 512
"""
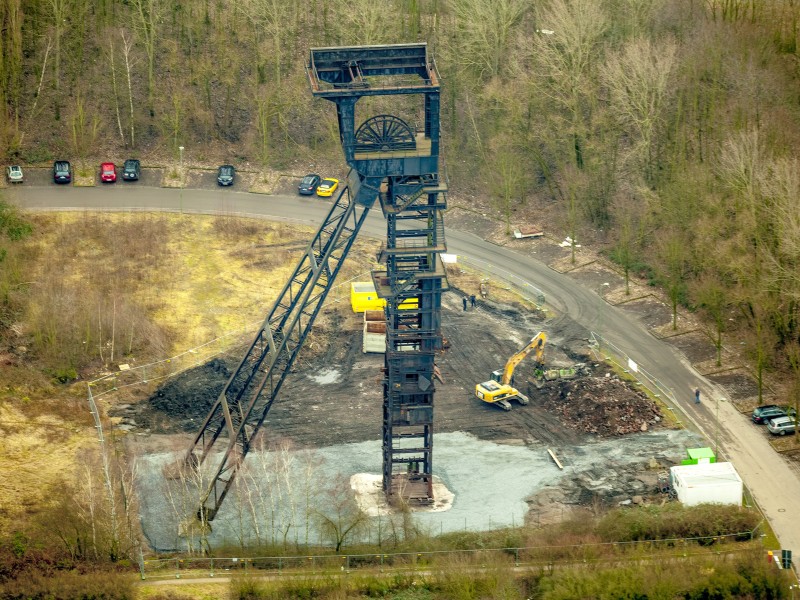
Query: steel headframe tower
308 43 448 504
181 44 448 525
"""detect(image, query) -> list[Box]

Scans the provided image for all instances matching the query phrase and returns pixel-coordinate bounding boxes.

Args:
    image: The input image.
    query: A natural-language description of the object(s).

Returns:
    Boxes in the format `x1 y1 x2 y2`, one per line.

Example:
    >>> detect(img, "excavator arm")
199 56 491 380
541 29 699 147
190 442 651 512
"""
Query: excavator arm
500 332 547 385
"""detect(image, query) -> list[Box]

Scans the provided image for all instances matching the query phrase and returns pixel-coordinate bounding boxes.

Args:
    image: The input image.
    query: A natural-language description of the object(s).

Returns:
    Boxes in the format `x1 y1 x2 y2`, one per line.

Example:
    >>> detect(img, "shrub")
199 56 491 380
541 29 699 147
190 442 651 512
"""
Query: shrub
0 570 134 599
596 503 760 542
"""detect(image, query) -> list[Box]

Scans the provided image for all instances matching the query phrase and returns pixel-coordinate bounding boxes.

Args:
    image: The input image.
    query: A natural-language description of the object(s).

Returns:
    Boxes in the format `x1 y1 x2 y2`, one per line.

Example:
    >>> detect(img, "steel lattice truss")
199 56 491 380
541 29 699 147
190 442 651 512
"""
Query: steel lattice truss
184 187 371 522
181 43 445 523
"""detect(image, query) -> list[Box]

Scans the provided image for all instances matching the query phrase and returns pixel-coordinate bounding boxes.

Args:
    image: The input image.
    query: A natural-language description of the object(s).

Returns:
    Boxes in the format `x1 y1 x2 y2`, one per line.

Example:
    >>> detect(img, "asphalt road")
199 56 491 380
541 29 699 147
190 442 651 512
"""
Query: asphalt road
5 182 800 567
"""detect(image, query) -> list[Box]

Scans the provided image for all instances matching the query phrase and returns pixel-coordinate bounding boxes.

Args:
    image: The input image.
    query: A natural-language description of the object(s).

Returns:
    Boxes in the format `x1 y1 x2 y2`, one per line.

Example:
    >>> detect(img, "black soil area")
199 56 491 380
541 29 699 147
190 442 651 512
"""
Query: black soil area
123 292 669 449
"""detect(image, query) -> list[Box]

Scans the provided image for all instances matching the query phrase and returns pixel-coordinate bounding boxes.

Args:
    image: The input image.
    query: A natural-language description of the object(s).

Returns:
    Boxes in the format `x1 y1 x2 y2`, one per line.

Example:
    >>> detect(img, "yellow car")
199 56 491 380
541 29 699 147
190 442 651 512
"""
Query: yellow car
316 178 339 197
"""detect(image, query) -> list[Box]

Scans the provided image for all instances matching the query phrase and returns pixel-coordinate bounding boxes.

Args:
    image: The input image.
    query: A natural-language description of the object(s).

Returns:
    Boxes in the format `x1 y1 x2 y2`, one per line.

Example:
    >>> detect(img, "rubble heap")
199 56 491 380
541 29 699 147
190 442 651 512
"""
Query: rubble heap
535 373 663 436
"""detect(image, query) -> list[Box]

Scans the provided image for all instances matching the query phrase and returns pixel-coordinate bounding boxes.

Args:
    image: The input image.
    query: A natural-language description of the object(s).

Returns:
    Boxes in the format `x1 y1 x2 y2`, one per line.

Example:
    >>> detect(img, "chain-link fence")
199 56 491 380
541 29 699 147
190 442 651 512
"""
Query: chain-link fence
86 272 371 402
588 331 684 428
140 531 758 580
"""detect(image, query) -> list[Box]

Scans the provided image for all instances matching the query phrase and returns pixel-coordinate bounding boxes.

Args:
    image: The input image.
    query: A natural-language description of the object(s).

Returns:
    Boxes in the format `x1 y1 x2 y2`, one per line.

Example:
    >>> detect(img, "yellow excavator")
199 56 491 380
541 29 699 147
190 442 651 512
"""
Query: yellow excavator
475 332 547 411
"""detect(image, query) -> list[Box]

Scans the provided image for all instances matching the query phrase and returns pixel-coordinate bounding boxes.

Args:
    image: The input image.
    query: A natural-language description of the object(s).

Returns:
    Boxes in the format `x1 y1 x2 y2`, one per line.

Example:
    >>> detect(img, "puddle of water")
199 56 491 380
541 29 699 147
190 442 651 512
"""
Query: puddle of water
309 368 342 384
137 429 703 551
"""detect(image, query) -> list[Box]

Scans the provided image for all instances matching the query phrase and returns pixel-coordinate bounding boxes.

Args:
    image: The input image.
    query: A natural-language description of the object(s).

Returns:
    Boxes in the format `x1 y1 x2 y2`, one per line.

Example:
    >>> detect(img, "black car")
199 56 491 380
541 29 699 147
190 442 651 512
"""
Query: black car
298 173 321 195
53 161 71 184
752 405 788 424
217 164 235 186
122 159 141 181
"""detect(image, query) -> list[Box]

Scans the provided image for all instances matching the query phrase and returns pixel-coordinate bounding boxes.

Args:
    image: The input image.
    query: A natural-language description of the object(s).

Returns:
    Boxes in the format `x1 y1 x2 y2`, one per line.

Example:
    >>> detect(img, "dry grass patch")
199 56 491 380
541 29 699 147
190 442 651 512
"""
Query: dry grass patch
136 580 230 599
0 210 395 544
0 398 94 532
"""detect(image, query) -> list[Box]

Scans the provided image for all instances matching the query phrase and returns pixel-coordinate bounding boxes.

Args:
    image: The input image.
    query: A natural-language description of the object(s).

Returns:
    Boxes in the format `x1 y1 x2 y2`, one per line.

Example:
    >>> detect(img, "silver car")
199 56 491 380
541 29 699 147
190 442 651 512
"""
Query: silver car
767 416 797 436
6 165 23 183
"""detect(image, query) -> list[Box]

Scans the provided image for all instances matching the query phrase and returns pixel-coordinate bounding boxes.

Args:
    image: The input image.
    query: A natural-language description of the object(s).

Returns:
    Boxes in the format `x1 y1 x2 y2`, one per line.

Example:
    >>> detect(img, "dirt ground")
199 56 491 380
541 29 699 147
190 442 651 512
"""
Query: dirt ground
109 186 749 527
124 293 667 446
119 278 683 533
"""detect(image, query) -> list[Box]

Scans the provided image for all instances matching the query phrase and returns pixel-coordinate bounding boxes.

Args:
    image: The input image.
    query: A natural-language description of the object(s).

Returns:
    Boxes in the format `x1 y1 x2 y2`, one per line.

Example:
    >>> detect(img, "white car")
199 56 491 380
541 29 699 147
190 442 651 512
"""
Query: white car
6 165 23 183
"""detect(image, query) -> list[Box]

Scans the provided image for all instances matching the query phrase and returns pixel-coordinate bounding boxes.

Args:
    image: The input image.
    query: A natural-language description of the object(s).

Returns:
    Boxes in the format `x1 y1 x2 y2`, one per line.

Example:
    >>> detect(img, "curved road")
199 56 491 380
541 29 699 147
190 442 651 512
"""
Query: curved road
5 183 800 566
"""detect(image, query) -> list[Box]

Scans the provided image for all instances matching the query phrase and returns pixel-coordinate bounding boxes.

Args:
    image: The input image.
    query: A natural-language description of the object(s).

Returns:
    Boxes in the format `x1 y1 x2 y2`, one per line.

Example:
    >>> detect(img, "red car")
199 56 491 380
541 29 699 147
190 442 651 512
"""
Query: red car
100 162 117 183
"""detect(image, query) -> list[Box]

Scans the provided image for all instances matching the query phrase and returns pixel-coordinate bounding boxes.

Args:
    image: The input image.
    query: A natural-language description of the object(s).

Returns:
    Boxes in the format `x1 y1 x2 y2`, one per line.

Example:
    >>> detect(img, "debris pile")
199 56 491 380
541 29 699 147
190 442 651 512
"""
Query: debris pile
535 373 663 436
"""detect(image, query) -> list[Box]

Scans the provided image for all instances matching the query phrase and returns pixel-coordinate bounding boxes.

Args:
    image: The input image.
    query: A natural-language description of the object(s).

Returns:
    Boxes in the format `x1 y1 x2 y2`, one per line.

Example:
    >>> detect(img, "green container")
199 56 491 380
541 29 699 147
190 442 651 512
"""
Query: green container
681 447 716 465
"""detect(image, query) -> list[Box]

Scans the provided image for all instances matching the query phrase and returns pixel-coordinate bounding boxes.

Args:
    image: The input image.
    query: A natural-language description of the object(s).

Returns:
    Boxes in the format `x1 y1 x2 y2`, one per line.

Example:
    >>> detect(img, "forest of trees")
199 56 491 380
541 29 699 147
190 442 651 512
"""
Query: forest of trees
2 0 800 408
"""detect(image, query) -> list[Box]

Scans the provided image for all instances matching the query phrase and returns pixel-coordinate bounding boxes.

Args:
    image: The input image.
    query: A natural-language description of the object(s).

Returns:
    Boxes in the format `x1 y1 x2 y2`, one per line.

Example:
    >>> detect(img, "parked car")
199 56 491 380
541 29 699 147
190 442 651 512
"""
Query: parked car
752 404 788 424
6 165 23 184
100 162 117 183
298 173 321 195
767 416 797 436
53 161 71 184
217 164 235 186
122 159 141 181
316 177 339 197
752 404 796 425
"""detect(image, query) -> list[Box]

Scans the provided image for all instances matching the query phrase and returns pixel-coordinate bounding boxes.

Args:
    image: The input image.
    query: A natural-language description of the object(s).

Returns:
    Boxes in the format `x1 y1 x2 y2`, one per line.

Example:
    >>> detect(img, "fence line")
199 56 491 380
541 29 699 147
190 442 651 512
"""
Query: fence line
588 331 686 430
140 531 756 579
86 271 371 401
456 254 546 307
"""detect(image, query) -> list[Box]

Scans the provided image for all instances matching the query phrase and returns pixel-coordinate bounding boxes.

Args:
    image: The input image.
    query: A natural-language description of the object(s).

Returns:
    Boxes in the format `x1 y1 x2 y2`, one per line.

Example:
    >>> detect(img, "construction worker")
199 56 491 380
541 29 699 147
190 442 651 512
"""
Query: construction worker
462 296 468 311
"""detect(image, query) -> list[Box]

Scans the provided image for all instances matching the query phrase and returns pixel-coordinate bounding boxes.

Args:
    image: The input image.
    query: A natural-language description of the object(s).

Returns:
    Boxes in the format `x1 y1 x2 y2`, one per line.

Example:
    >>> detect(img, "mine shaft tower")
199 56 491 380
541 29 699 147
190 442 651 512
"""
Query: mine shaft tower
308 44 449 503
182 44 447 522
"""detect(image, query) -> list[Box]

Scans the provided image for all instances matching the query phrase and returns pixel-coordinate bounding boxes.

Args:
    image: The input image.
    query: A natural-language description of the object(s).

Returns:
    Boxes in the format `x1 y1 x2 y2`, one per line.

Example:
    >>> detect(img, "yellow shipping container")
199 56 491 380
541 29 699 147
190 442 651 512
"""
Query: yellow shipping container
350 282 419 313
350 282 387 313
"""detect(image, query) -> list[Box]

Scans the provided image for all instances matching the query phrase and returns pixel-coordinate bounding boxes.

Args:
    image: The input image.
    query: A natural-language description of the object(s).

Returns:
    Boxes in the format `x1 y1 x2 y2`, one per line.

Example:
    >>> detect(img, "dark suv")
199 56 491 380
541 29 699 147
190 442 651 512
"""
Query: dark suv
752 405 789 424
217 164 235 186
53 161 71 184
122 159 141 181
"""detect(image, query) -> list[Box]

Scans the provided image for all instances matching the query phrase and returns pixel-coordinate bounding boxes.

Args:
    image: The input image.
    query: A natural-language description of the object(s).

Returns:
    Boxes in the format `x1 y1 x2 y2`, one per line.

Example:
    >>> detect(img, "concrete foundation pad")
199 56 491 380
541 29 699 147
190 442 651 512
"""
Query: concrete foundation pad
351 473 455 516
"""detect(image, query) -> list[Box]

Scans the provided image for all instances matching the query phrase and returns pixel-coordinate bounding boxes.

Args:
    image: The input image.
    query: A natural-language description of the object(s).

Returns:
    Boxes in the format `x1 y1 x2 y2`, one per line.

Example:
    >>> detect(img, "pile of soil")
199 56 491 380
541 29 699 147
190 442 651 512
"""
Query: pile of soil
133 356 238 433
535 372 664 436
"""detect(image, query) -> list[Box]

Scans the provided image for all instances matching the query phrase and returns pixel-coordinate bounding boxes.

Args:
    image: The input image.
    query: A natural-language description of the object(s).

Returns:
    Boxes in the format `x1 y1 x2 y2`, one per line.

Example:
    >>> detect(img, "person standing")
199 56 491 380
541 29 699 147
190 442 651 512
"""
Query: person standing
470 294 476 308
462 296 467 311
694 388 701 404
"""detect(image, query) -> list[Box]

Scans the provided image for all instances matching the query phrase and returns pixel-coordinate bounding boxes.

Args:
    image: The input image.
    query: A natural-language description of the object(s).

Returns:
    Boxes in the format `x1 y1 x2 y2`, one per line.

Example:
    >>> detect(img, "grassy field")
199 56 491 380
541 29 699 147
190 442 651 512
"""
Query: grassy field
0 211 380 551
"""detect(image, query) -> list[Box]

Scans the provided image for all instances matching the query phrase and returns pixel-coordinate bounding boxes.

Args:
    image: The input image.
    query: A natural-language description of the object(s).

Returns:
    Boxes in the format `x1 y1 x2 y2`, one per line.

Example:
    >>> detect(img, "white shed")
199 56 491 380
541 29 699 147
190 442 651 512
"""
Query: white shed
669 462 743 507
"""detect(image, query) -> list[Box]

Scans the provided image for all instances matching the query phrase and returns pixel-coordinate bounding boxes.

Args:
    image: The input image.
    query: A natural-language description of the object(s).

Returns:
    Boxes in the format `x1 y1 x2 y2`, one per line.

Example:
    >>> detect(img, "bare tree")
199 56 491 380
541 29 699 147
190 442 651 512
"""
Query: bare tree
692 273 730 367
601 37 677 183
532 0 608 169
758 157 800 299
314 477 368 553
715 127 765 212
70 92 100 170
45 0 74 121
19 36 52 146
654 228 689 330
130 0 163 117
451 0 528 80
738 293 778 404
242 0 292 86
486 136 526 236
0 0 24 150
120 31 137 147
107 38 125 144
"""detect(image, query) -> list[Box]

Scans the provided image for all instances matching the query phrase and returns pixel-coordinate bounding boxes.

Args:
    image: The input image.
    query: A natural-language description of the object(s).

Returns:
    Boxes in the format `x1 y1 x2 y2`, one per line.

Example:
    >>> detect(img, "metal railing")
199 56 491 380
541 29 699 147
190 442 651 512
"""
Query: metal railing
140 531 757 580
